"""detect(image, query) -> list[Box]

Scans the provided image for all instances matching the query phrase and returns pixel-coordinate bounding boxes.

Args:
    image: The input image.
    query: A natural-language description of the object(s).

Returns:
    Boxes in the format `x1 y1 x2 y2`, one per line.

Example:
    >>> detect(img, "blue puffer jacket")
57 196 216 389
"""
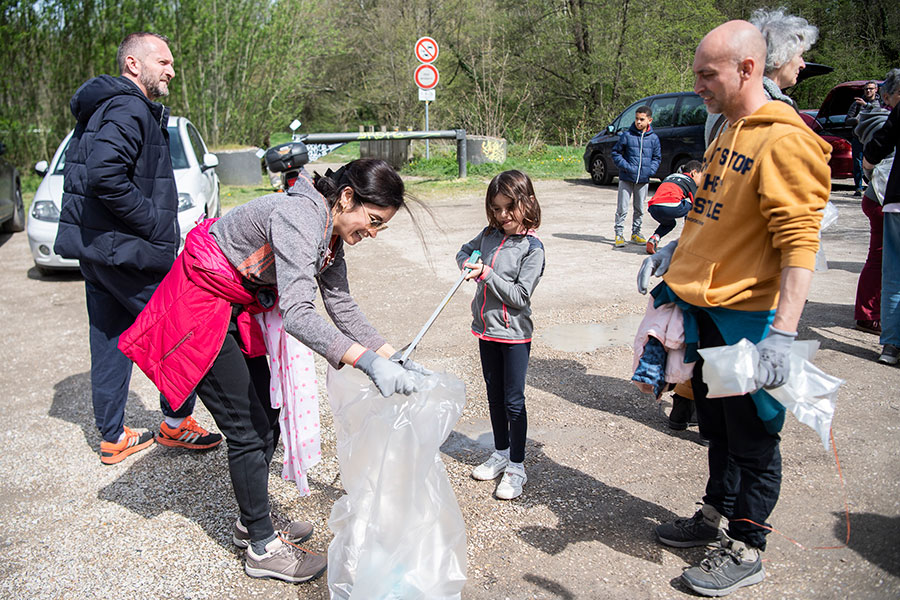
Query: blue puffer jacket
611 124 661 183
55 75 179 272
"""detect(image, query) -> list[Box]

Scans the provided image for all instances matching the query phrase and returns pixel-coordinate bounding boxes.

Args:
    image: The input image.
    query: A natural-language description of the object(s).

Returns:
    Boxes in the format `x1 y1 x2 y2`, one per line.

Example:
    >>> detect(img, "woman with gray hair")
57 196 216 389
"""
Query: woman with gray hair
705 8 819 145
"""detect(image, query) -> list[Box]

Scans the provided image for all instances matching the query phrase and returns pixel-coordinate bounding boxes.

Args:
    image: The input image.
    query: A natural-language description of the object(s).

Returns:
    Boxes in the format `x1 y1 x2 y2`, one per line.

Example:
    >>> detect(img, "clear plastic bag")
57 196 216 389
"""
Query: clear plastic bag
326 366 467 600
697 339 842 450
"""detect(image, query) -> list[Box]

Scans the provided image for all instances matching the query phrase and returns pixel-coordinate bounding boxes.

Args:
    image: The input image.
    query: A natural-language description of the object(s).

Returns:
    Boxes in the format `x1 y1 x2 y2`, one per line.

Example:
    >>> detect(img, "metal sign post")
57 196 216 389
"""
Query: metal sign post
414 37 439 160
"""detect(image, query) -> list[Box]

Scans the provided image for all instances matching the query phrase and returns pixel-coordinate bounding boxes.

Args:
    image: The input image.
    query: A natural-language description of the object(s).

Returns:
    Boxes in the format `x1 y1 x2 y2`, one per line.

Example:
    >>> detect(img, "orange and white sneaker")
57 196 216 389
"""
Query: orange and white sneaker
157 415 223 450
100 426 155 465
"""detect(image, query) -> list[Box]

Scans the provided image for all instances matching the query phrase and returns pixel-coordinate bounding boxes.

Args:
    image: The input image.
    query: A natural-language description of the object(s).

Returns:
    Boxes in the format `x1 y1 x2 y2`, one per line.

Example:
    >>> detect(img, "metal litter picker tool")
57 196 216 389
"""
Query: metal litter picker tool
399 250 481 364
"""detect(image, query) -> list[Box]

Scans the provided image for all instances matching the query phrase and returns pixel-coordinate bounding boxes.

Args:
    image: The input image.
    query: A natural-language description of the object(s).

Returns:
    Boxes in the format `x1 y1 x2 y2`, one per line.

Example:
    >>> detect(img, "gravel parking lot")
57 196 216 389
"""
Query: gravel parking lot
1 171 898 599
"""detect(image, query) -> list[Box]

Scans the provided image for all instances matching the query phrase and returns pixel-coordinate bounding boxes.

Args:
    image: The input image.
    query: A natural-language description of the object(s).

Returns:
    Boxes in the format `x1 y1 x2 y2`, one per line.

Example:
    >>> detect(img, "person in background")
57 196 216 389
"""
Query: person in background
645 159 703 254
458 170 544 501
611 106 661 248
847 81 884 196
54 32 221 464
863 69 900 365
638 20 830 596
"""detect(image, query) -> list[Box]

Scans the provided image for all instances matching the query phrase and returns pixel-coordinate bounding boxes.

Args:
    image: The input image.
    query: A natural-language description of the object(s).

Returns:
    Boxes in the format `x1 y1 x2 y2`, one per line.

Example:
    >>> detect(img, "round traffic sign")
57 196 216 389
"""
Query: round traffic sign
415 37 439 63
414 63 439 90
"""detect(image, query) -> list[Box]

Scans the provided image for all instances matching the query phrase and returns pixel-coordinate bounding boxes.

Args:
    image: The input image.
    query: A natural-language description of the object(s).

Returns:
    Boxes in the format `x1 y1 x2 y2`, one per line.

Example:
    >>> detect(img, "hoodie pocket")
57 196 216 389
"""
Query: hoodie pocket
502 304 510 328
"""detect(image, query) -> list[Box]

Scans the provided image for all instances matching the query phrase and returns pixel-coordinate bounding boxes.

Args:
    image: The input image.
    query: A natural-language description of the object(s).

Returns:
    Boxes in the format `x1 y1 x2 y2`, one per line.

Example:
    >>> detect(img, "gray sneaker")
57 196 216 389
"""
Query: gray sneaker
878 344 900 365
233 518 314 549
245 537 327 583
656 504 723 548
681 534 765 597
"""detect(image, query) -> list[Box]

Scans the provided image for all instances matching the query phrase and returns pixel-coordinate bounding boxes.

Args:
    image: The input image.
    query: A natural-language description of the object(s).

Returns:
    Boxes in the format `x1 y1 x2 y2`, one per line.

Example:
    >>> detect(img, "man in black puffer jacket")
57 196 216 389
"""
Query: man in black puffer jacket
55 32 221 464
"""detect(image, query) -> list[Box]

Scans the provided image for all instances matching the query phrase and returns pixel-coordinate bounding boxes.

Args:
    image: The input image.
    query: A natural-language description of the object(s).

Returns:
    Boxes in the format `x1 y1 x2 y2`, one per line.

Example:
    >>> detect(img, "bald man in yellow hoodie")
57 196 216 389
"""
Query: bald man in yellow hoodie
637 21 831 597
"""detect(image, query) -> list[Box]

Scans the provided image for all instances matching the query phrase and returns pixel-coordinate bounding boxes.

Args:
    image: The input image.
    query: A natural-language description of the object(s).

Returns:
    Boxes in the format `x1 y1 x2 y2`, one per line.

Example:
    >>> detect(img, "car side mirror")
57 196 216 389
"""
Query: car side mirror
606 125 615 134
34 160 49 177
201 153 219 171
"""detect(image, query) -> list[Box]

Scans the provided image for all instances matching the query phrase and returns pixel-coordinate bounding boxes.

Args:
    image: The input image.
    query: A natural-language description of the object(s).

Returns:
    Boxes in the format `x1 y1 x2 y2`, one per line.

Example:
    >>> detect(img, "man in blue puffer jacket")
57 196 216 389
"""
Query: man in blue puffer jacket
611 105 661 247
55 32 221 464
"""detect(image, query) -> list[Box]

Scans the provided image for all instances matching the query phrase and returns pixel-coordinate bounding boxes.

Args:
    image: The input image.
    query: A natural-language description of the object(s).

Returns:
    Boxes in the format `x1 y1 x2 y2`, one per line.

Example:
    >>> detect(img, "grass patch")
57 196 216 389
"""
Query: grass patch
220 182 274 209
402 143 585 181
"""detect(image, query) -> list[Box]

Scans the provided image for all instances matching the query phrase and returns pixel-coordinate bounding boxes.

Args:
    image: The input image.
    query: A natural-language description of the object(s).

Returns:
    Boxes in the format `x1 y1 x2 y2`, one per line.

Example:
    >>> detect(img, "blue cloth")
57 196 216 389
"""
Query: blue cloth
632 336 668 398
882 213 900 347
611 124 662 183
55 75 179 272
651 282 784 433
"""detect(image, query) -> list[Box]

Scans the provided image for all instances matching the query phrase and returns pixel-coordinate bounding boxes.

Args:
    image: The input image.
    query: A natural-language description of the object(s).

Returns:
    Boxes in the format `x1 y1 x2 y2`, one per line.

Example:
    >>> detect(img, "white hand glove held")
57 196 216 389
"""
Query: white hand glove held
355 350 419 397
637 240 678 294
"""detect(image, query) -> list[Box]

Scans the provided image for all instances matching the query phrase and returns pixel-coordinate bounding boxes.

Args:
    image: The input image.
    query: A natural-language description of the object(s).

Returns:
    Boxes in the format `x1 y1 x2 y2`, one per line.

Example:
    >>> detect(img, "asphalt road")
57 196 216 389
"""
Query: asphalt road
0 173 897 599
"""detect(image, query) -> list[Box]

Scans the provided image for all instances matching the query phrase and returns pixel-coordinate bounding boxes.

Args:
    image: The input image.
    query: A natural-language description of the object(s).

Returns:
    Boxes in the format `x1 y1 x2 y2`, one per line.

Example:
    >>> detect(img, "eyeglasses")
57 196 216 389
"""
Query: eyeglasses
359 202 389 232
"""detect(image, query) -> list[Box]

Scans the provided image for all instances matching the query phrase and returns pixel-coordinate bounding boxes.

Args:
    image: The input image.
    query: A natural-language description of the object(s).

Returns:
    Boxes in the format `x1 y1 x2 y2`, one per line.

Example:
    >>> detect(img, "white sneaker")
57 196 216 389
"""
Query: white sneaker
471 451 508 480
495 467 527 500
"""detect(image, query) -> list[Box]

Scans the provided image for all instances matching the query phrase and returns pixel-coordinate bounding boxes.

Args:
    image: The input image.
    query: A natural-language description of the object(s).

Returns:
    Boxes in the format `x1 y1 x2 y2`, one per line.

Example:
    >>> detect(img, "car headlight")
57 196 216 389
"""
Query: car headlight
177 192 195 212
31 200 60 222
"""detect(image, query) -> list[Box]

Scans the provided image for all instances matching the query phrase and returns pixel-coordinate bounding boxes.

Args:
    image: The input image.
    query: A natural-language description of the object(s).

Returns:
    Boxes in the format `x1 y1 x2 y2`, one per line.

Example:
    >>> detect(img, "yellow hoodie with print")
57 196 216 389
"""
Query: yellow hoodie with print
663 100 831 312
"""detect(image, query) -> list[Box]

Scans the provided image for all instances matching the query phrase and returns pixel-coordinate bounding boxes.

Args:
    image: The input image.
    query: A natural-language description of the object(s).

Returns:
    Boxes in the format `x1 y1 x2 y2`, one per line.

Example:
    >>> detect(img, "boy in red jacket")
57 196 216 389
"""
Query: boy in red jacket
645 160 703 254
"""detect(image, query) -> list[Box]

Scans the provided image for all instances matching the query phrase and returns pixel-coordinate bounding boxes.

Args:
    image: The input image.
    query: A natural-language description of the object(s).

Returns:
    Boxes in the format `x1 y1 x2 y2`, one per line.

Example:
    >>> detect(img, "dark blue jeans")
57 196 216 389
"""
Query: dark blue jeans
851 136 865 191
195 319 278 542
479 339 530 463
81 262 195 443
692 311 781 550
648 201 692 240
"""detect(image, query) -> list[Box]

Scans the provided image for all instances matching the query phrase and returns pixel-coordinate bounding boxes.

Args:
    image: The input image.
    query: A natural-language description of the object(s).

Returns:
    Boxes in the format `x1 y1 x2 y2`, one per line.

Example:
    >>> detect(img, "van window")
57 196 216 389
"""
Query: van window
615 102 643 132
649 96 678 128
678 94 708 126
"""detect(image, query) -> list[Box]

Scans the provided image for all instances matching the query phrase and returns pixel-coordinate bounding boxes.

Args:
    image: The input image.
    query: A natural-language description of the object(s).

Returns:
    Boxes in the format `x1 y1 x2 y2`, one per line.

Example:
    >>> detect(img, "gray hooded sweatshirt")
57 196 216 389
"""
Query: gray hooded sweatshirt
457 227 545 342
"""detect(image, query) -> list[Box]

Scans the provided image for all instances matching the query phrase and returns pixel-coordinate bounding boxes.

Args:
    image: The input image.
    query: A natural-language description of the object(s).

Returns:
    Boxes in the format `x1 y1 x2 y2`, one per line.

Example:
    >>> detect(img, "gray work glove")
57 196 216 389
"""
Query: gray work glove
754 327 797 389
637 240 678 294
354 350 419 397
390 351 434 376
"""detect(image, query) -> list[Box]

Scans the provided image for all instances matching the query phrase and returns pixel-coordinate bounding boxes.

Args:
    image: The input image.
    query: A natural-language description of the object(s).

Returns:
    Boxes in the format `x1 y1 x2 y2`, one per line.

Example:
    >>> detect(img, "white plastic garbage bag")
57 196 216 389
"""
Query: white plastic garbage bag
697 340 842 450
326 365 467 600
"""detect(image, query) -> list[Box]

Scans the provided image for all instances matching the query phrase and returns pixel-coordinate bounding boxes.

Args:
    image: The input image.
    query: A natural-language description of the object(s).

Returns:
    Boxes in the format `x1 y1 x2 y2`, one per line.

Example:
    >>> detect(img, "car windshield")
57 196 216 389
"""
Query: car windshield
52 126 189 174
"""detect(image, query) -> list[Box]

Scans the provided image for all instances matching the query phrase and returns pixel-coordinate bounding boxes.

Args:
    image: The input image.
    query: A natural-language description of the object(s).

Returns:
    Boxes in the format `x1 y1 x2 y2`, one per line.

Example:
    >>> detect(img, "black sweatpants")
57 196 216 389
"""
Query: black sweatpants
692 310 782 550
195 318 279 542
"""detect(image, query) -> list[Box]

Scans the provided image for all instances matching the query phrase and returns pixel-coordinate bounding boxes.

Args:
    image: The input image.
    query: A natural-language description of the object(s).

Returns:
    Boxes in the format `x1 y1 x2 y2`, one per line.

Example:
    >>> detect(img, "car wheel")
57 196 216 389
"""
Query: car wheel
1 183 25 233
590 155 612 186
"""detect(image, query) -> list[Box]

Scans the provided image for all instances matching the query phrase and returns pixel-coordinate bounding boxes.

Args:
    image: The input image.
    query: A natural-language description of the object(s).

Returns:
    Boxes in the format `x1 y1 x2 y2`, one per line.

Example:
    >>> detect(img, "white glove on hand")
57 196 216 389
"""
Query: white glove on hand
390 350 434 376
637 240 678 294
754 327 797 389
354 350 419 397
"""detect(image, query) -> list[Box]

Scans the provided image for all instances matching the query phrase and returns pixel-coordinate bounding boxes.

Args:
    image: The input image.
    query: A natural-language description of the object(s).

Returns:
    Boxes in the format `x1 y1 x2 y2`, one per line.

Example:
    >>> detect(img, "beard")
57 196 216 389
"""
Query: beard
140 69 169 100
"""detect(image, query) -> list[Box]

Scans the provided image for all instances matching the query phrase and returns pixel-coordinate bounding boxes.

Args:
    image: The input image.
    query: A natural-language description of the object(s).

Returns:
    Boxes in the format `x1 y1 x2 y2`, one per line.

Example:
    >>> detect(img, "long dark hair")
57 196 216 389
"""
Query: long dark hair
485 170 541 231
313 158 405 210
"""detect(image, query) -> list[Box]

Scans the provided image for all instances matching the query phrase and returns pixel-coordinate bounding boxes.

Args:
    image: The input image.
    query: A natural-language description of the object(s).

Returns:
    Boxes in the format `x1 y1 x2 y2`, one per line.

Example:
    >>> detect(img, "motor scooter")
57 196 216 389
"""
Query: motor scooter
261 119 345 191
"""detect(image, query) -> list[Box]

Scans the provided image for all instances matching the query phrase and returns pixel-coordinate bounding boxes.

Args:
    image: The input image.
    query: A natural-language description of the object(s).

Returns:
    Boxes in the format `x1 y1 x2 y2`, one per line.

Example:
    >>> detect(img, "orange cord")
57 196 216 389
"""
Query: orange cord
731 428 850 550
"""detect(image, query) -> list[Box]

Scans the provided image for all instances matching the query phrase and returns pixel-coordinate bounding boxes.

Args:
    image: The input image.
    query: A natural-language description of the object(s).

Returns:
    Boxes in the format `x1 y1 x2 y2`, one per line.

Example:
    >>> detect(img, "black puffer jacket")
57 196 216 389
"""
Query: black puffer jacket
55 75 178 272
864 105 900 207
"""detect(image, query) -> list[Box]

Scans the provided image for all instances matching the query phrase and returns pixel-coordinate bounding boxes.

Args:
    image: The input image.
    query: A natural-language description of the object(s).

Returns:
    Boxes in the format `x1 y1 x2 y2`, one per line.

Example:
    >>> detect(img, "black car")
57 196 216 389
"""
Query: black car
0 141 24 233
583 92 708 185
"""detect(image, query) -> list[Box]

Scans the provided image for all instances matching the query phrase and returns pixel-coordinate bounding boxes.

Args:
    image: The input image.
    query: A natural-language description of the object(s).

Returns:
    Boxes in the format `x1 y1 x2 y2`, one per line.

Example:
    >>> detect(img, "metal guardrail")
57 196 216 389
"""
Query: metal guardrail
304 129 468 178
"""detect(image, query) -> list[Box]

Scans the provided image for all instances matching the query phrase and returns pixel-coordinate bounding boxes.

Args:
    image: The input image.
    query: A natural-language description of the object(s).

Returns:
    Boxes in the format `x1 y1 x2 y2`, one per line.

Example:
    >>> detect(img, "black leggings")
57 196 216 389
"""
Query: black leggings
195 319 279 542
479 339 530 463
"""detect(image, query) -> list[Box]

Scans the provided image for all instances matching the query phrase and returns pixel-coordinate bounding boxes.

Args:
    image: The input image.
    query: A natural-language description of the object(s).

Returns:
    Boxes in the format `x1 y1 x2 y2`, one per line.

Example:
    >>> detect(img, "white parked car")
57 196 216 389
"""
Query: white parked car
27 116 220 274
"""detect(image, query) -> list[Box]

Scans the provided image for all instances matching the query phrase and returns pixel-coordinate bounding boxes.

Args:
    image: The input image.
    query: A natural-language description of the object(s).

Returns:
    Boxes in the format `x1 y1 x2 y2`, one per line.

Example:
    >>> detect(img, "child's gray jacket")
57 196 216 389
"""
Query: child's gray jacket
457 227 545 342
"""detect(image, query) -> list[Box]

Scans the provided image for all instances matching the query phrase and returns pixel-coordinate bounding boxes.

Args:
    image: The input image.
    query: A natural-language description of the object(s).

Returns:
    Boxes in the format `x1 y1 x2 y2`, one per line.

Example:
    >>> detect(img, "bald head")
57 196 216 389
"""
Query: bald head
693 20 769 122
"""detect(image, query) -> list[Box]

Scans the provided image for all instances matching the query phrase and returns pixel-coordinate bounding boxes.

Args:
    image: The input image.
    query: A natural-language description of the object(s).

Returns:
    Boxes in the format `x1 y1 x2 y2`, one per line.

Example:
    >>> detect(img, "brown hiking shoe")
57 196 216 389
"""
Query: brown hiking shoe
244 537 327 583
233 518 314 549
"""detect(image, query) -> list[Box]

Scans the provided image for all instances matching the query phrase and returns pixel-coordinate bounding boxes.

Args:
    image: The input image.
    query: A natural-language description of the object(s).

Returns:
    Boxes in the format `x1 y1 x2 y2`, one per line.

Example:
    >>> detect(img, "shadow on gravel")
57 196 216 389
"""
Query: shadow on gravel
838 512 900 577
800 300 877 361
822 260 863 274
47 372 329 552
442 432 680 564
522 574 575 599
551 232 654 252
527 357 659 429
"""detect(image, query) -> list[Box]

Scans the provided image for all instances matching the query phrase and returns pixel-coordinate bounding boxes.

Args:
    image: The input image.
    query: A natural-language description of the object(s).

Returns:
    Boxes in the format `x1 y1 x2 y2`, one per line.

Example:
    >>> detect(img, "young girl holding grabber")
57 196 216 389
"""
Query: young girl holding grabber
457 170 544 500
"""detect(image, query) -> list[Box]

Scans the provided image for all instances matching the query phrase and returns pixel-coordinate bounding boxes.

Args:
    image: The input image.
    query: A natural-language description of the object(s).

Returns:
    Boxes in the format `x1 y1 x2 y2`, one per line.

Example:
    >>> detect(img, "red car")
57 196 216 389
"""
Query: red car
799 109 853 179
